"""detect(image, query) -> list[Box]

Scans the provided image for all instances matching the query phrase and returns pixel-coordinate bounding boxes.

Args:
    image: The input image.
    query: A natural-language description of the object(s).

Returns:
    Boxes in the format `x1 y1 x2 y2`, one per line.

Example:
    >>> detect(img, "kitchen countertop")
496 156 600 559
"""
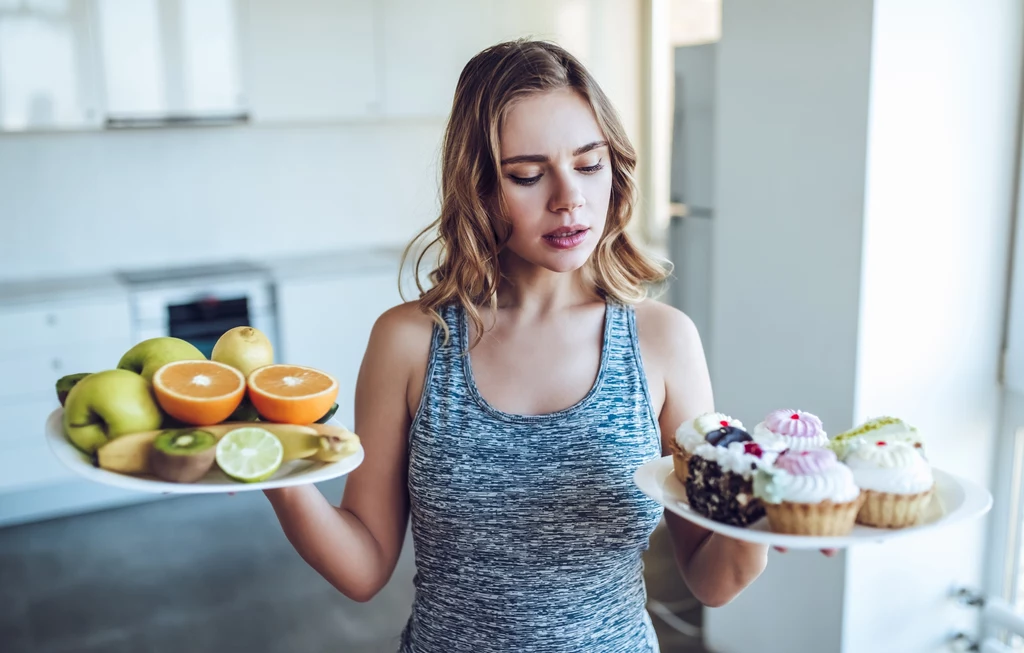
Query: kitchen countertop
262 245 406 281
0 246 409 307
0 272 128 307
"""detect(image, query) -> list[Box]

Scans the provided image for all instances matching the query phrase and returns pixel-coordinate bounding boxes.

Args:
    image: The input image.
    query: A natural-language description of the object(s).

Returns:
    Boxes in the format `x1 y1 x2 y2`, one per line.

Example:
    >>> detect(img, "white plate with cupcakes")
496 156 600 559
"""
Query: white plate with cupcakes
636 410 992 549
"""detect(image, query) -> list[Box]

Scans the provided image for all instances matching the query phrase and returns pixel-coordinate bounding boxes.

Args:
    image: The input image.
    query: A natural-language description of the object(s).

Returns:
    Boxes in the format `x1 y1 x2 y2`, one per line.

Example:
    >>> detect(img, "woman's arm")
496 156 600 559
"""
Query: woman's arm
264 304 432 602
637 301 768 608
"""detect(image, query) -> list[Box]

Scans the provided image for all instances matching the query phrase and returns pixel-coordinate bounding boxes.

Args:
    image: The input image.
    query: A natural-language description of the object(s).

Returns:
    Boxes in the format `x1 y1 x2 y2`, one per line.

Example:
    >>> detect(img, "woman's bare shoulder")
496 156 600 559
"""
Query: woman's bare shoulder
361 301 438 418
369 300 437 358
633 298 702 357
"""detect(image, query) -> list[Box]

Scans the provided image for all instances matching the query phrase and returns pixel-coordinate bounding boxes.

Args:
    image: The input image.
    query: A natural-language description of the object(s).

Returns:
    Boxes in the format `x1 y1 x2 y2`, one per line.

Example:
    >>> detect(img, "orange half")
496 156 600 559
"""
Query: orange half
247 364 338 425
152 360 246 426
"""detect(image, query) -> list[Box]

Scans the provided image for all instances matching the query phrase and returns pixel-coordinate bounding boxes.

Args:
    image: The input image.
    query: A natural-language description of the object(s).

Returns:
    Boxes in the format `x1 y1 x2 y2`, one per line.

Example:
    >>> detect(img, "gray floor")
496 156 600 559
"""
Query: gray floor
0 478 705 652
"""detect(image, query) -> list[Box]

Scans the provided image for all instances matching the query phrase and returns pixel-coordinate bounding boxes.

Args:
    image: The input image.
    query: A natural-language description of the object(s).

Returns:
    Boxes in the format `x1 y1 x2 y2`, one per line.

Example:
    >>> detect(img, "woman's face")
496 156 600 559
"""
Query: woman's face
497 88 612 274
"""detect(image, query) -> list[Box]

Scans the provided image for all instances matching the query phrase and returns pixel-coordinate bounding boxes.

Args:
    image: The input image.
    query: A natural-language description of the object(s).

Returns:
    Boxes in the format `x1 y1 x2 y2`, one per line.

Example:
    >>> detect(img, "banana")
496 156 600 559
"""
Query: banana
309 424 361 462
95 429 163 474
96 422 322 475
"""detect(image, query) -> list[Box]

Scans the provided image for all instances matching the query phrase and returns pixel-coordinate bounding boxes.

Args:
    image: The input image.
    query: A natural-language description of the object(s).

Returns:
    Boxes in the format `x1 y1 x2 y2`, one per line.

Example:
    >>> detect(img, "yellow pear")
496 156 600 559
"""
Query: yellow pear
211 327 274 377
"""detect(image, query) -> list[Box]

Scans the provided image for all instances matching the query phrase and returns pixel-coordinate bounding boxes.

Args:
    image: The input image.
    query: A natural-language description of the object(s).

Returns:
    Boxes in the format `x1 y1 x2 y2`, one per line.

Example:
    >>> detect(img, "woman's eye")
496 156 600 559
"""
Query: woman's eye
510 174 542 186
577 159 605 174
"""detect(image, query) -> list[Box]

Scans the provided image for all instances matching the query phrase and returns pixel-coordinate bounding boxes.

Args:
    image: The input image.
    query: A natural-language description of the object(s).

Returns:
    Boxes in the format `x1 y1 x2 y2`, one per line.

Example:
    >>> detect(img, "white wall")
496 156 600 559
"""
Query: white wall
0 122 443 282
705 1 876 651
706 1 1022 652
845 1 1023 651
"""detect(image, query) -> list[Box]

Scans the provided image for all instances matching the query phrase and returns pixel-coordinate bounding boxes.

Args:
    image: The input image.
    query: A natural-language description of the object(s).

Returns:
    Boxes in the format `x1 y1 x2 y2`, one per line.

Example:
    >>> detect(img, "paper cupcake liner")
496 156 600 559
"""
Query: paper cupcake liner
672 448 692 491
856 487 934 528
764 495 865 536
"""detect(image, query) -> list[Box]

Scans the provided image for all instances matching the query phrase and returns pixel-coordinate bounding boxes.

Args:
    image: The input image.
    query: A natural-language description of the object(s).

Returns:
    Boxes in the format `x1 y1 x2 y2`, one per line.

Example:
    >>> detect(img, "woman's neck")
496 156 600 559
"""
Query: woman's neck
495 254 600 316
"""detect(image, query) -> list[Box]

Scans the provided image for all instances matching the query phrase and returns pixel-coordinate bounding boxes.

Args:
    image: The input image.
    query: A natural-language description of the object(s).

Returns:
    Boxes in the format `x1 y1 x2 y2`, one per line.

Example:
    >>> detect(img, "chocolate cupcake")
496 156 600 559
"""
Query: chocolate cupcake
685 425 775 526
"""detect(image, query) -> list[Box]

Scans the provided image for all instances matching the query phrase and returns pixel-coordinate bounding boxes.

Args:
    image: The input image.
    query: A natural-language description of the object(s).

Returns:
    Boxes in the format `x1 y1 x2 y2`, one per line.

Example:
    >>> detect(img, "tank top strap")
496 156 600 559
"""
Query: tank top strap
601 301 661 438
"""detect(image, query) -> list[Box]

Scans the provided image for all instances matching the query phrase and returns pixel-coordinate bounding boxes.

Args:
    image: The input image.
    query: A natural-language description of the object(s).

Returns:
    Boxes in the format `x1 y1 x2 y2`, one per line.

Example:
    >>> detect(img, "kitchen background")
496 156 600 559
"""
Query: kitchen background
2 1 1024 652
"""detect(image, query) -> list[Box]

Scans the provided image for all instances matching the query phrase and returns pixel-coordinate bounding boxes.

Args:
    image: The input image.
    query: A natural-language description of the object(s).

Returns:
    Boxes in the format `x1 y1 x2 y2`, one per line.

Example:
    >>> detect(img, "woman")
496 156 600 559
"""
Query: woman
266 39 768 652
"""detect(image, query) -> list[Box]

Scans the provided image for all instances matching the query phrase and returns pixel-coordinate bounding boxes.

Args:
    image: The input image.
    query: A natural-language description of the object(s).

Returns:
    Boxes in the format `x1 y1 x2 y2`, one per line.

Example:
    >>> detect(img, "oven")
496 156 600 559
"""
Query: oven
116 262 279 359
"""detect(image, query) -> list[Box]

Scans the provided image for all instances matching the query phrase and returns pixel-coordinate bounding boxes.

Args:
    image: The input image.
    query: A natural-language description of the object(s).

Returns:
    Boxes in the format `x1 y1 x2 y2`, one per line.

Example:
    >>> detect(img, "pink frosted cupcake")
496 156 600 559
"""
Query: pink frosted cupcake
753 448 863 535
753 409 829 452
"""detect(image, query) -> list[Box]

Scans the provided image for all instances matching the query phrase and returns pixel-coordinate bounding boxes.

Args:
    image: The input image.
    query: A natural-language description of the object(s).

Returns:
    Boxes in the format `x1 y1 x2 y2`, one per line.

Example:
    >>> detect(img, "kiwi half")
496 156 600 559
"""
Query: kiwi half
315 403 339 424
150 429 217 483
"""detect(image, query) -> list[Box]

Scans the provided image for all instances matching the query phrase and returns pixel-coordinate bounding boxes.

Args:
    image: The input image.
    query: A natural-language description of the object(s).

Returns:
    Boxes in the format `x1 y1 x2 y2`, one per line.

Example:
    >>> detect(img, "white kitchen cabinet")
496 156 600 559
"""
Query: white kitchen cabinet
377 0 499 118
95 0 246 124
276 270 402 429
0 290 133 502
0 0 104 131
0 340 130 403
0 426 74 492
0 295 131 351
242 0 378 123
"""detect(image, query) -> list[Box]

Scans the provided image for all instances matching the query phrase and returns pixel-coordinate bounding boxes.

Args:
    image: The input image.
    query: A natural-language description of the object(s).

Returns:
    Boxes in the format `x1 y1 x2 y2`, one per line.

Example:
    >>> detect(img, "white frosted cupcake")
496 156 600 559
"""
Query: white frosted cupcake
831 416 925 460
753 449 863 535
844 440 934 528
753 409 829 452
671 412 744 486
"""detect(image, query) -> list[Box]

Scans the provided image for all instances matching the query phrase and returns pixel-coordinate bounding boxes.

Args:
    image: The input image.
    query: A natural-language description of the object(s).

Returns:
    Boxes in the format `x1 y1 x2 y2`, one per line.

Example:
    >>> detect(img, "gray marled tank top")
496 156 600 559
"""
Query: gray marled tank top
400 301 663 653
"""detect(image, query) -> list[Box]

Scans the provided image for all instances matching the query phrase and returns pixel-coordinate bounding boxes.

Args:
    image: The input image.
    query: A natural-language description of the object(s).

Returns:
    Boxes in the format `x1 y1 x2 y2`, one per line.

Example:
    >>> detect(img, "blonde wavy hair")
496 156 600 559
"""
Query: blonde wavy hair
402 39 668 345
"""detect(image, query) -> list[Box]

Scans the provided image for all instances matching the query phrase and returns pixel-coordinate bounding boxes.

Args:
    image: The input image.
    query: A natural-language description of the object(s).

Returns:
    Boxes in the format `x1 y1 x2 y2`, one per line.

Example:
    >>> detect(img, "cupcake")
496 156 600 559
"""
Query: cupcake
830 416 924 460
843 440 934 528
671 412 745 486
753 409 829 451
753 449 863 536
686 425 775 526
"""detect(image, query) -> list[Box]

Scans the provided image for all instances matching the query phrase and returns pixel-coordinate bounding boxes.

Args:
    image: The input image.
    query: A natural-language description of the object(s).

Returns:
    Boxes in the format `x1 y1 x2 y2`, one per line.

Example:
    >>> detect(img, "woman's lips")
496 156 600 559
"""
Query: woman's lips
543 228 590 250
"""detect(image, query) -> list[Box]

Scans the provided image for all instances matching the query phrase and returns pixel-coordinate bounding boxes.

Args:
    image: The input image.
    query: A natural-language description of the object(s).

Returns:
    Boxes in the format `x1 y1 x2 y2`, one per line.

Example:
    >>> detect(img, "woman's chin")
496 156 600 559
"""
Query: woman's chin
535 250 594 273
502 242 598 274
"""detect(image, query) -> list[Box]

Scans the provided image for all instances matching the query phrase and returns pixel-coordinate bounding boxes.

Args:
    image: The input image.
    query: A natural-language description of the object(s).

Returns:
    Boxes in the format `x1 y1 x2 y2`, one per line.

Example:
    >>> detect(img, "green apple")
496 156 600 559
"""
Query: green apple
117 337 205 381
63 369 164 454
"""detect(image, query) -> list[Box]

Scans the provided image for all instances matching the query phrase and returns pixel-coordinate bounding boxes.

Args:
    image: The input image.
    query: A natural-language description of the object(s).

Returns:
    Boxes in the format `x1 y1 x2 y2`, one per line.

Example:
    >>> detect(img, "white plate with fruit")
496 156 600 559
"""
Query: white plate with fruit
47 327 364 493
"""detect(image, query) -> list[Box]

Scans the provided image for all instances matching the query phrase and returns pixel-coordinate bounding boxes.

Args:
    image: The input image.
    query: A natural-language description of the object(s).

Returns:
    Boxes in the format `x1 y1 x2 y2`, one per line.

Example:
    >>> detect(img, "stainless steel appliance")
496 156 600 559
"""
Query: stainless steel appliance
116 261 279 358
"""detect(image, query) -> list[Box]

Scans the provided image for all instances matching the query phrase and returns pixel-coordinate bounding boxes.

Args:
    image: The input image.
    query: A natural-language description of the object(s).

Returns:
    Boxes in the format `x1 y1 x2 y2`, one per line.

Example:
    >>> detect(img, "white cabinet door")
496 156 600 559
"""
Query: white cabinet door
0 0 103 131
0 296 131 354
276 271 401 429
0 291 132 496
95 0 246 123
242 0 377 123
377 0 498 118
0 397 72 491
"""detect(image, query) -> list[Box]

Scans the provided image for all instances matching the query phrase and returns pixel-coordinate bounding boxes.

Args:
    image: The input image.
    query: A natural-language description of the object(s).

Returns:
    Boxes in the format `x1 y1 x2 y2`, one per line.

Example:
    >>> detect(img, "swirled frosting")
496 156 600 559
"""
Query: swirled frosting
754 449 860 504
752 409 829 451
675 412 744 453
843 440 933 494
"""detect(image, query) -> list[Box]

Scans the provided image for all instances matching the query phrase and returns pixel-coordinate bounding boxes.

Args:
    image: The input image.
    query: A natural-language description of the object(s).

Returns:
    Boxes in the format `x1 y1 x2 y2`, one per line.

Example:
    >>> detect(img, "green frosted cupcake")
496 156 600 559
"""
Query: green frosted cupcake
830 416 924 460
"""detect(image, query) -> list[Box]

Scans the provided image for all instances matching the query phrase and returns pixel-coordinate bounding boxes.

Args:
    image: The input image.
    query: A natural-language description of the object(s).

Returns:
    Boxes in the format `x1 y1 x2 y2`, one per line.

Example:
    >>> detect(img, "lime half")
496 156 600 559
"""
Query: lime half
216 427 284 483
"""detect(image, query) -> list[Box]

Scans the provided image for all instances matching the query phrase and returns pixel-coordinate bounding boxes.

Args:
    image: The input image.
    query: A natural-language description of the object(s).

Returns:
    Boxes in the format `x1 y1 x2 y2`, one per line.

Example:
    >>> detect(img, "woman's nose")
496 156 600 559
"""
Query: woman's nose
548 172 585 214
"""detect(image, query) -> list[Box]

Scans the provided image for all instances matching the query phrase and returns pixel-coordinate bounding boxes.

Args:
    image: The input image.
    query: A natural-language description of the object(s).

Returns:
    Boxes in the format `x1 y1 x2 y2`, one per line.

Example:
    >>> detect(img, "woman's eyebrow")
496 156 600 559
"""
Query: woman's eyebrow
500 140 609 165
